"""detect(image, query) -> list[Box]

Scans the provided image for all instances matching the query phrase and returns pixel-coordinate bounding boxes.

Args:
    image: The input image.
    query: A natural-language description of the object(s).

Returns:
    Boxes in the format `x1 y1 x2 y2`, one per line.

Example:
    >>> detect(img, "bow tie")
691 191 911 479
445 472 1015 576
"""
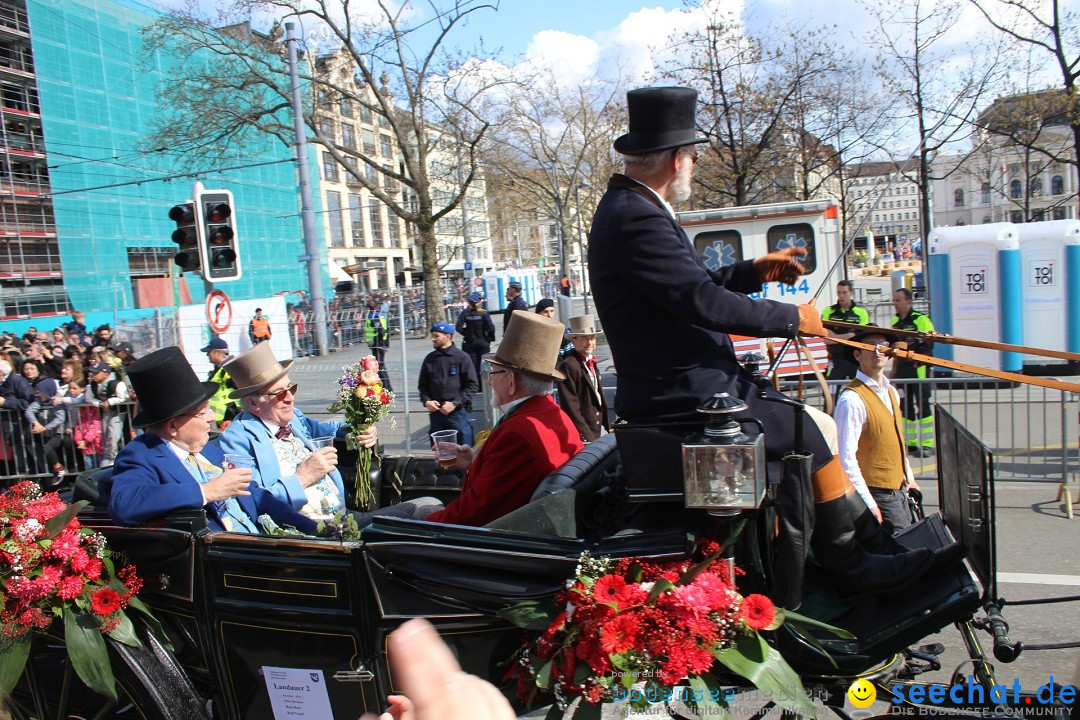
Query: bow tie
275 426 292 440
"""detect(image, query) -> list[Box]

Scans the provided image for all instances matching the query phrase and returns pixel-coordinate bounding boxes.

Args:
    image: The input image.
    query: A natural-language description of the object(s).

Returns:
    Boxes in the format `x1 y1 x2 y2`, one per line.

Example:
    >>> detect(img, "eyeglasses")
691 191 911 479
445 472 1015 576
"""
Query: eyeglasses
255 382 298 401
183 405 214 420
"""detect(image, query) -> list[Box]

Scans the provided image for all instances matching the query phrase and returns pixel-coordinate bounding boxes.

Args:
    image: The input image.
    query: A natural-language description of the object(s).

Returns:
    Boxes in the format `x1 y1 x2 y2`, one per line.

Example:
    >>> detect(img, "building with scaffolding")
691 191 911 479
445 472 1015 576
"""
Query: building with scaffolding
0 0 319 329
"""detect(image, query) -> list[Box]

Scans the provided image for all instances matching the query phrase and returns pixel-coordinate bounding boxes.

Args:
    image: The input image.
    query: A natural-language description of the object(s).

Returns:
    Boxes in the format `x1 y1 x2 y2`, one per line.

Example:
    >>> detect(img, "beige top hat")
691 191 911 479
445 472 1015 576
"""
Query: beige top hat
223 341 295 398
483 310 566 381
566 315 602 337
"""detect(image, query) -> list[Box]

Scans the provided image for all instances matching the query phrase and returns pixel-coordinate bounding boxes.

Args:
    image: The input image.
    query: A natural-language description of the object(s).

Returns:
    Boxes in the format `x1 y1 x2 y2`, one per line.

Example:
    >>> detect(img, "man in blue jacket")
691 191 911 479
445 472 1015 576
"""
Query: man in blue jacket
108 347 316 534
217 341 378 521
589 86 962 603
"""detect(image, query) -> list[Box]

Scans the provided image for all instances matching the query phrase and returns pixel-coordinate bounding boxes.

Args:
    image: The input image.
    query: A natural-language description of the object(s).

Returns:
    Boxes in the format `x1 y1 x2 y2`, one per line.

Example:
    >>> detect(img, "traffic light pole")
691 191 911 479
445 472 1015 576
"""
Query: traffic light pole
286 21 328 357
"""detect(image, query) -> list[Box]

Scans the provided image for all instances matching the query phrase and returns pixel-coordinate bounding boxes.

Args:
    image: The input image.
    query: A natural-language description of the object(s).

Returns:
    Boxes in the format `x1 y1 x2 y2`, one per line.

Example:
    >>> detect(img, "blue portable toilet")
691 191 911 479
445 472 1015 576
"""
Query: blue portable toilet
1014 220 1080 373
928 224 1022 372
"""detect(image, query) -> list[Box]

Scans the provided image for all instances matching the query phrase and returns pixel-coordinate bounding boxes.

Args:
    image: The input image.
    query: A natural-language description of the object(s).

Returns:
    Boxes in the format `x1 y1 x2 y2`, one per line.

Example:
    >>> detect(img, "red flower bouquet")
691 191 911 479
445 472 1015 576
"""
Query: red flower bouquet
0 482 163 702
504 542 849 717
328 354 395 509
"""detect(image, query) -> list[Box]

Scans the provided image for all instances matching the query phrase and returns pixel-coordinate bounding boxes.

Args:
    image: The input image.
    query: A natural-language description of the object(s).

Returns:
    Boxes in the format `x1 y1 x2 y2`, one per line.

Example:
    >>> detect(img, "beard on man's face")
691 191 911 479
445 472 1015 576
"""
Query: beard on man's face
668 157 693 203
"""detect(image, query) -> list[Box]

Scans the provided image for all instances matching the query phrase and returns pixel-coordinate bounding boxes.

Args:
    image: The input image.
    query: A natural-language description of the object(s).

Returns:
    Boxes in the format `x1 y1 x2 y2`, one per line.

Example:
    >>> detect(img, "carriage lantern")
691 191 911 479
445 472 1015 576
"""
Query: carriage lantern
682 393 766 512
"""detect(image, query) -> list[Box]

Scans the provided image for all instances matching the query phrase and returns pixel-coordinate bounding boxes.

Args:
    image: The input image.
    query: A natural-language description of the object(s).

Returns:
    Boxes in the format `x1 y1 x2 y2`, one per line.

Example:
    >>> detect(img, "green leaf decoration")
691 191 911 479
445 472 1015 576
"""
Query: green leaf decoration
106 612 141 648
782 610 855 639
646 578 675 603
125 596 173 652
63 609 117 703
44 500 87 537
680 522 745 586
715 632 815 718
497 598 558 630
765 607 786 631
0 634 30 698
535 659 552 689
689 672 732 720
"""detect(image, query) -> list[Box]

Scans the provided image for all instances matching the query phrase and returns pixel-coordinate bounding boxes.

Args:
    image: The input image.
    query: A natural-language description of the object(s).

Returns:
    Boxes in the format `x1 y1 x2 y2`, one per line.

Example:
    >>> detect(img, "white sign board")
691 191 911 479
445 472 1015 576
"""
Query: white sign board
262 666 334 719
178 295 291 378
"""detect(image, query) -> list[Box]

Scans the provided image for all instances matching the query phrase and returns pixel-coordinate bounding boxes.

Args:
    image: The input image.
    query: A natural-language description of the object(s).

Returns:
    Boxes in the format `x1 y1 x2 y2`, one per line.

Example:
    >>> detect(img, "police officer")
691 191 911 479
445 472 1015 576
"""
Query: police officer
201 337 240 426
418 323 479 446
502 282 528 335
891 288 936 458
822 280 870 389
455 292 495 378
364 300 393 391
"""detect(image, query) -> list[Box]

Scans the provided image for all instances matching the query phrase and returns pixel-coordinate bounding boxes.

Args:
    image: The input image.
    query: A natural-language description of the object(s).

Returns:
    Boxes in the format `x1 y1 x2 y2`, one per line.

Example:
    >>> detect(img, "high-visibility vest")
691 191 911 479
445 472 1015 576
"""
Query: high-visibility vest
208 366 239 424
251 316 271 338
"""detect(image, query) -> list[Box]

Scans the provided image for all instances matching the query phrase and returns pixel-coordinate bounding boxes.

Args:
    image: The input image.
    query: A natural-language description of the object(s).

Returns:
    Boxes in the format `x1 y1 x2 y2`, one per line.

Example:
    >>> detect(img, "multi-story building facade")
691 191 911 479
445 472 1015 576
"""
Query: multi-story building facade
0 0 313 331
932 92 1077 228
845 160 923 251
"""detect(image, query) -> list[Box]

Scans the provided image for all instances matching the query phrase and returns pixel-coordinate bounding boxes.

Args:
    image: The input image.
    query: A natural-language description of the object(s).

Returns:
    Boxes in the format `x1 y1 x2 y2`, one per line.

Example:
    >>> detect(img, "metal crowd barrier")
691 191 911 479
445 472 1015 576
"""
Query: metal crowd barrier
774 376 1079 483
0 402 137 486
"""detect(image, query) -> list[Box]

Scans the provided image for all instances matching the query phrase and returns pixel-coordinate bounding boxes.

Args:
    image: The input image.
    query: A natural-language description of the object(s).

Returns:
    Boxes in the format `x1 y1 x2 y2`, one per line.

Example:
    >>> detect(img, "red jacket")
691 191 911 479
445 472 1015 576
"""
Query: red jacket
427 394 584 526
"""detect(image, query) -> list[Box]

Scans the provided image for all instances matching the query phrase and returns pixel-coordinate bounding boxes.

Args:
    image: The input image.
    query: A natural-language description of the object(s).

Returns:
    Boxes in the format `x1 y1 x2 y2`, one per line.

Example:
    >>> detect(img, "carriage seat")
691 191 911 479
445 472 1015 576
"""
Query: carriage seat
72 466 112 507
375 456 465 508
486 435 622 539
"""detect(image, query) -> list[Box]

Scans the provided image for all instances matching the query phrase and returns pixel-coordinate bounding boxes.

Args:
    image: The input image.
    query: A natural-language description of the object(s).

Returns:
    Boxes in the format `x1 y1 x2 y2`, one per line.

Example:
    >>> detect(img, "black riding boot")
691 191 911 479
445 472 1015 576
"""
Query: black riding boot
846 492 968 572
812 491 935 603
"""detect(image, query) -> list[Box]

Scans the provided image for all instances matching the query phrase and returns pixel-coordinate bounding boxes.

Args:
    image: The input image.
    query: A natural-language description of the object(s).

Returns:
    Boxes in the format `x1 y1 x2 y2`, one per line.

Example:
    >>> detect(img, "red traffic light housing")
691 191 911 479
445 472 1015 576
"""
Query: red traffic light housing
196 190 242 282
169 202 201 272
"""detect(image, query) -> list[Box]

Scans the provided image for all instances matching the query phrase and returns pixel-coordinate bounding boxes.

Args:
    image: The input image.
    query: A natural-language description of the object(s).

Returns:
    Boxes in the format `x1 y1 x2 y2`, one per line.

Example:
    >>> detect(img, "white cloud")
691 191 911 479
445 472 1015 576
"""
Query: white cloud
523 30 599 85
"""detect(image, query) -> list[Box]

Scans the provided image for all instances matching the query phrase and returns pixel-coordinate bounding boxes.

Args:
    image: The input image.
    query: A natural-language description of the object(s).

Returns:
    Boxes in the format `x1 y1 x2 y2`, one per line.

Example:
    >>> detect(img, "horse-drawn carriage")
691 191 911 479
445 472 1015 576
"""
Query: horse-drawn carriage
3 398 1073 720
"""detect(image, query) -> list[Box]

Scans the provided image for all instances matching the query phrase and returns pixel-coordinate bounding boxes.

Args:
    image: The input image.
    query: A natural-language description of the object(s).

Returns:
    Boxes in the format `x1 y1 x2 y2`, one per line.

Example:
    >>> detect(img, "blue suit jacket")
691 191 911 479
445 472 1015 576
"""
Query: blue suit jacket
108 433 318 534
216 409 345 510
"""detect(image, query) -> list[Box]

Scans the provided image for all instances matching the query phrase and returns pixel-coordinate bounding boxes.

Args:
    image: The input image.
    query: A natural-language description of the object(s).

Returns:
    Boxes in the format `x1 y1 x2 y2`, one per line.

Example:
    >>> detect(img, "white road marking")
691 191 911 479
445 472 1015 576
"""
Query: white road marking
998 572 1080 586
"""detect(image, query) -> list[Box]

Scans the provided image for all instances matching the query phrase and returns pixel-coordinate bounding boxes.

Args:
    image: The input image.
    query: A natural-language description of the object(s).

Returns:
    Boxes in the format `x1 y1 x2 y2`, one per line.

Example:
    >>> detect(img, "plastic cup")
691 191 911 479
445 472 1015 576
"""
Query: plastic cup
223 454 255 470
310 436 335 449
430 429 458 469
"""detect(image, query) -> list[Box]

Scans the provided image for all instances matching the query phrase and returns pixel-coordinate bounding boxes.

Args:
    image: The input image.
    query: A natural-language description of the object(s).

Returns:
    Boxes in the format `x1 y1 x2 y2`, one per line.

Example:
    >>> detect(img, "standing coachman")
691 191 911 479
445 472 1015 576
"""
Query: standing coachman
588 86 963 603
556 315 610 442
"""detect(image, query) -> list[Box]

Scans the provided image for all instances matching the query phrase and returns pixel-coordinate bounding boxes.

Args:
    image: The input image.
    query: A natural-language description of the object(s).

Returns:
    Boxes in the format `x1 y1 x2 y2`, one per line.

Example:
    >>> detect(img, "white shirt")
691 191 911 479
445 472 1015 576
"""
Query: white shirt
626 176 677 219
834 370 914 511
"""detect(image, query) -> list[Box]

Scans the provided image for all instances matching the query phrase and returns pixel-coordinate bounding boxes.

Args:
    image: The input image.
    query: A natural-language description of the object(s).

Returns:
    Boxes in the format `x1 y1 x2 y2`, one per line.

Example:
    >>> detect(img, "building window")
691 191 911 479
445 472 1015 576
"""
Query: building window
388 213 400 247
369 204 384 247
380 134 393 158
340 97 352 117
319 119 335 143
981 182 991 204
1030 177 1042 197
322 152 338 182
954 189 964 207
327 192 345 247
1052 175 1064 195
1053 206 1067 220
359 103 372 124
362 129 376 155
342 124 355 150
1010 179 1023 199
349 194 366 246
1010 210 1024 223
317 89 332 110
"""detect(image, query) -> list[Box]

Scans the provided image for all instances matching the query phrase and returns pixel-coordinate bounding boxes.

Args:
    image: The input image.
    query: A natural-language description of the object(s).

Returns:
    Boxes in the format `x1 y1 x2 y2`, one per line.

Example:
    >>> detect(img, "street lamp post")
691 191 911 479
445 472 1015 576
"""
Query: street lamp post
574 181 591 314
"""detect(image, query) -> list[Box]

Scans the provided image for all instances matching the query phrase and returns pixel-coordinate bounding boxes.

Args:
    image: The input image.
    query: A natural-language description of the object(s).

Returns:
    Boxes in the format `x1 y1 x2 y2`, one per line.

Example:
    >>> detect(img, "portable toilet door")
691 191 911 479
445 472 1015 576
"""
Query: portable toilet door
1014 220 1080 373
928 223 1022 372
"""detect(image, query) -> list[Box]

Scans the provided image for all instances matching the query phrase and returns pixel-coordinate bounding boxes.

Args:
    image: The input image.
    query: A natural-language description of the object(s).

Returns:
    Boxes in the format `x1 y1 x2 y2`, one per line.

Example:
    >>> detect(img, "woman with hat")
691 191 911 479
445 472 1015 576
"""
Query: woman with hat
557 315 611 442
108 346 317 535
425 311 584 527
455 291 495 378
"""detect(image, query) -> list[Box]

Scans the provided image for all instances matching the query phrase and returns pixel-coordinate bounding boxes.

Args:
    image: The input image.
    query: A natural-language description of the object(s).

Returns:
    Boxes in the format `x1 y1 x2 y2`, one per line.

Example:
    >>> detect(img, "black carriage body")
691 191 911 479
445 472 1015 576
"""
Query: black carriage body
23 412 998 720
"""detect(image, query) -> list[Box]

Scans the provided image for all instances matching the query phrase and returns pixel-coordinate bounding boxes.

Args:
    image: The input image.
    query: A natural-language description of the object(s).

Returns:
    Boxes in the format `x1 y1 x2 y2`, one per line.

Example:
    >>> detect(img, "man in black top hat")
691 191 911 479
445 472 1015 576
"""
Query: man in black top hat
107 346 317 534
588 86 963 603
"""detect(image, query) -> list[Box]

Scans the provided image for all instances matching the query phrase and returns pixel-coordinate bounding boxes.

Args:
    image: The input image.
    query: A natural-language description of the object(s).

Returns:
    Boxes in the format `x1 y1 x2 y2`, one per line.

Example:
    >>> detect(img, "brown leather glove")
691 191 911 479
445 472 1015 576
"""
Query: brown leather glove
754 247 807 285
797 300 825 336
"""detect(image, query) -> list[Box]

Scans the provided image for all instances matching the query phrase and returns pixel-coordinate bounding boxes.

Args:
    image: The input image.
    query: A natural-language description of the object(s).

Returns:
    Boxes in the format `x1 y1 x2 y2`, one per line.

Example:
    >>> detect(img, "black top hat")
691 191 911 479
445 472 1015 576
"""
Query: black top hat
844 325 900 365
127 346 217 429
613 86 709 156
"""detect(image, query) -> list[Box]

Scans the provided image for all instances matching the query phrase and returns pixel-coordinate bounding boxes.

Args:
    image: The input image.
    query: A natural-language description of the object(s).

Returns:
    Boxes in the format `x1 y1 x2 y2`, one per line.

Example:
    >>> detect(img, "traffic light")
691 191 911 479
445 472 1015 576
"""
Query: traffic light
196 189 242 282
169 202 201 272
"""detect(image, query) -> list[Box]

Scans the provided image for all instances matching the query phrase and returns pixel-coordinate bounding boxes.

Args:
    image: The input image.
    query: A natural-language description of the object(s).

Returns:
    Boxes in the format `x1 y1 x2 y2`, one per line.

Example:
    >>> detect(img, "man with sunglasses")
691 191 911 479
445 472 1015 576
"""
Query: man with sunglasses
107 347 317 534
834 327 920 533
217 342 378 522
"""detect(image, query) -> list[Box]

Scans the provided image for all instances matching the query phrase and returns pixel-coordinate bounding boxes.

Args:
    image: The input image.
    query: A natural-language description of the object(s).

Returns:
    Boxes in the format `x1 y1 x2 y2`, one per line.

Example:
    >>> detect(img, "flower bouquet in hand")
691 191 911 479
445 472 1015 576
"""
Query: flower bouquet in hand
503 540 851 718
0 481 167 702
328 354 395 509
